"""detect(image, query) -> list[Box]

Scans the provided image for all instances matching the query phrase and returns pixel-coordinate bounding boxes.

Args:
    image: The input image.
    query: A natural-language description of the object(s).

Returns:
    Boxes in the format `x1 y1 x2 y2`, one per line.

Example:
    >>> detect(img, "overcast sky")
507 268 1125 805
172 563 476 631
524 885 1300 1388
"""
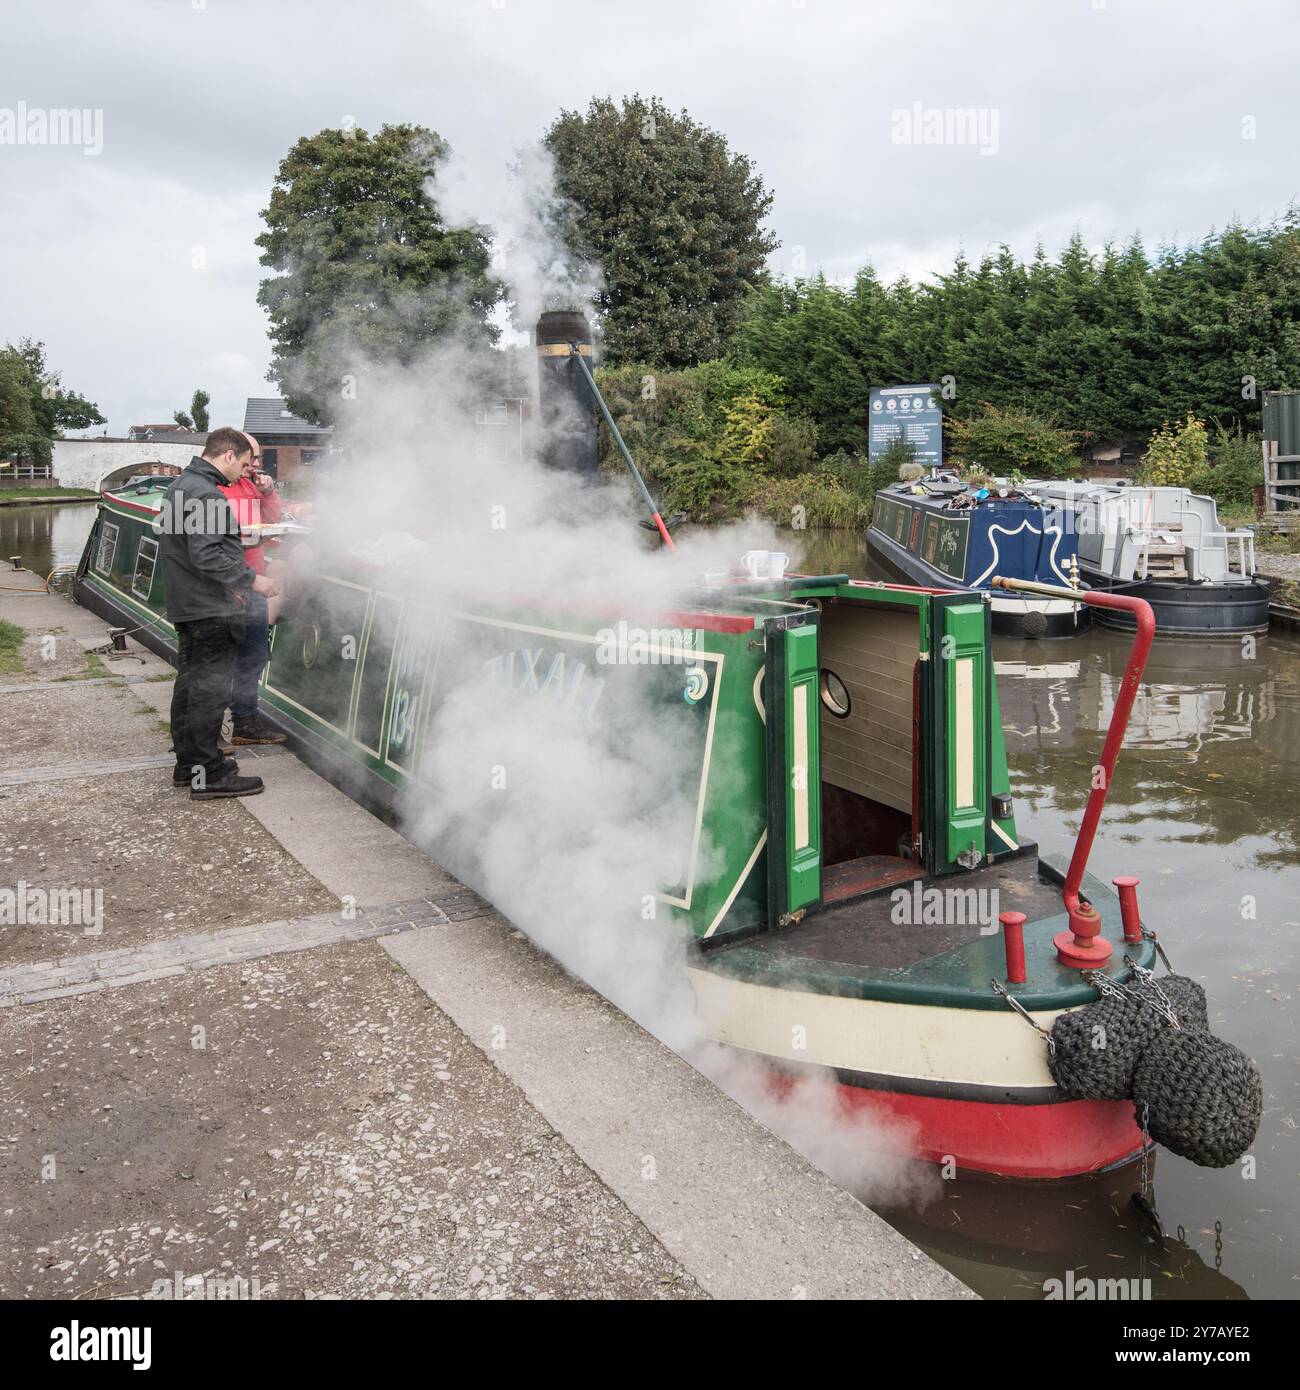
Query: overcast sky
2 0 1297 435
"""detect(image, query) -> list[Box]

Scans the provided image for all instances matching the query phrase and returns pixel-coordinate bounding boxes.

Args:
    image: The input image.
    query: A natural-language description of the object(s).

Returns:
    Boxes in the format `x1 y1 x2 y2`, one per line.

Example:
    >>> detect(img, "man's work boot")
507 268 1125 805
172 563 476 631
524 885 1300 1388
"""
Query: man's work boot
173 759 238 787
231 715 287 746
191 771 265 800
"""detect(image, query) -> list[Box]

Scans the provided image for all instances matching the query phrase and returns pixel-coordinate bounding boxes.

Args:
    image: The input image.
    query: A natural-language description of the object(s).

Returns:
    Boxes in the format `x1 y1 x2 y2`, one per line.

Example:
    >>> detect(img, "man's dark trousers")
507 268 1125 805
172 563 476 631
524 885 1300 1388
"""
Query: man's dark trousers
171 613 245 780
231 588 270 720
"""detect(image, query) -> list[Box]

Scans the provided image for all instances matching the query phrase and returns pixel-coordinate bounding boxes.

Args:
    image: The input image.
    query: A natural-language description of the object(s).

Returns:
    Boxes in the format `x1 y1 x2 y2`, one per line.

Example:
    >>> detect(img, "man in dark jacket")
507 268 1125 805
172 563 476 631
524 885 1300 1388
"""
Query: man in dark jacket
159 427 279 799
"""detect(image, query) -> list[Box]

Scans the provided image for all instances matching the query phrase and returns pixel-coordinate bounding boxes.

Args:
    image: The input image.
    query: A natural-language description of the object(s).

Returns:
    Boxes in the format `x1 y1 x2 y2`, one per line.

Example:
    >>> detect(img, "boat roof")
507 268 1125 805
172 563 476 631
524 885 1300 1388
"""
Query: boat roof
100 475 171 516
1024 479 1219 505
882 479 1063 512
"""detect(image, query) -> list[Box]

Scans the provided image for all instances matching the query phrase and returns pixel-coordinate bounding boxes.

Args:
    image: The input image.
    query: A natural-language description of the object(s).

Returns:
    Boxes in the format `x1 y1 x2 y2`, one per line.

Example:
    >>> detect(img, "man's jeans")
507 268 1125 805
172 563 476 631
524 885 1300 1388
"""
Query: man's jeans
172 613 244 778
232 588 270 720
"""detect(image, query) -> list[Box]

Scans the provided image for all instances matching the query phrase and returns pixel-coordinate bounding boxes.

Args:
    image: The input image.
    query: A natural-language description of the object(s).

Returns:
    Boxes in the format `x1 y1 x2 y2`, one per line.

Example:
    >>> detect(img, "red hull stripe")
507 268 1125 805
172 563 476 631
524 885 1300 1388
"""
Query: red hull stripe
102 495 162 518
840 1082 1143 1180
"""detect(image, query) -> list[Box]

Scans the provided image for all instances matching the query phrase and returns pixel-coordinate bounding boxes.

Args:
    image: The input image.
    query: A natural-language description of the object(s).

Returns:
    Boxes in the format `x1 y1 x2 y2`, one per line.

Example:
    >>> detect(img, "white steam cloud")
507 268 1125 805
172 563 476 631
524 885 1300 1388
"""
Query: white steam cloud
435 140 604 337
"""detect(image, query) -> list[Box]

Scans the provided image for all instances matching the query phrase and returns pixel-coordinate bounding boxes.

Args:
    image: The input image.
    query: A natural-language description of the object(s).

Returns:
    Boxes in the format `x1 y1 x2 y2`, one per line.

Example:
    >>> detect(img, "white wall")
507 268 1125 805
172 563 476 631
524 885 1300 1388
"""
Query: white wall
53 439 199 490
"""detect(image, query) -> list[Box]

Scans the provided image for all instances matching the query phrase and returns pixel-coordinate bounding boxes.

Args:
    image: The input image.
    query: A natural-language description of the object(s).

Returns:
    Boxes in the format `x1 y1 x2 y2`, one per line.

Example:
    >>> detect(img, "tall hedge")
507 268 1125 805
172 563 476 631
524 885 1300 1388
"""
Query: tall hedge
732 215 1300 452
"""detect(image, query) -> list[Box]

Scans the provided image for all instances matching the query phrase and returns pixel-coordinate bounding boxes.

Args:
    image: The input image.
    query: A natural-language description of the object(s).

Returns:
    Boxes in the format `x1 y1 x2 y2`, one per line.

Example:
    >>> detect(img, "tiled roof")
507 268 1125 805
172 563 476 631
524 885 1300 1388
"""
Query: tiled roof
242 398 333 436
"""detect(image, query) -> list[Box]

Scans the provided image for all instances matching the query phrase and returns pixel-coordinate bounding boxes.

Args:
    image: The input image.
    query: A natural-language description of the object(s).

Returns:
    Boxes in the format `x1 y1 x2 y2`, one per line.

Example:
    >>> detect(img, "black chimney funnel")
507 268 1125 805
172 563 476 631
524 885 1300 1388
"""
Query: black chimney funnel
535 309 598 476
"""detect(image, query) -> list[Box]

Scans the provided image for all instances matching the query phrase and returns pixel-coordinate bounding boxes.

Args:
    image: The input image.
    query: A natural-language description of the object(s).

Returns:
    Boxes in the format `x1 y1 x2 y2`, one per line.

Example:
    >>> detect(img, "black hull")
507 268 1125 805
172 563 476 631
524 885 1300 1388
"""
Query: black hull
866 529 1087 640
1081 572 1272 637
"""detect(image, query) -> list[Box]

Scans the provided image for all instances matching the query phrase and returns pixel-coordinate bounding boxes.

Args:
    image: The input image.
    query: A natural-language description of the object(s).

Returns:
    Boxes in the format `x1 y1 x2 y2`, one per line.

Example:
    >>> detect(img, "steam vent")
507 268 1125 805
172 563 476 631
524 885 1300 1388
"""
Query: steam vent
535 308 598 475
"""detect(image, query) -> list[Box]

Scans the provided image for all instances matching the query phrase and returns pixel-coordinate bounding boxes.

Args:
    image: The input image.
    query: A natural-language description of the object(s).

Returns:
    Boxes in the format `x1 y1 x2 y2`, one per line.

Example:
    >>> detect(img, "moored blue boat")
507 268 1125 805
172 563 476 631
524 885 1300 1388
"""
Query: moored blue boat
866 471 1088 639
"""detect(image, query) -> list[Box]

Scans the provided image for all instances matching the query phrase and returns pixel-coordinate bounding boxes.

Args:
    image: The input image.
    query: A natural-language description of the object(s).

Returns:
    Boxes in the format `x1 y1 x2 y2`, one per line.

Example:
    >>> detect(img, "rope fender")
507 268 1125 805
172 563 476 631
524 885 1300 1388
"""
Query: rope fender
1132 1030 1263 1169
1047 974 1261 1168
1048 975 1208 1101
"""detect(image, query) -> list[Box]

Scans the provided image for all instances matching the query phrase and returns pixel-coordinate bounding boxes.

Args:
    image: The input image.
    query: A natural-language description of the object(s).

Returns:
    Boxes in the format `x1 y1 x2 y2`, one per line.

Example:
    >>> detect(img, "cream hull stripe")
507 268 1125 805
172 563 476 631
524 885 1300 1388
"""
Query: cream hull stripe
688 969 1065 1089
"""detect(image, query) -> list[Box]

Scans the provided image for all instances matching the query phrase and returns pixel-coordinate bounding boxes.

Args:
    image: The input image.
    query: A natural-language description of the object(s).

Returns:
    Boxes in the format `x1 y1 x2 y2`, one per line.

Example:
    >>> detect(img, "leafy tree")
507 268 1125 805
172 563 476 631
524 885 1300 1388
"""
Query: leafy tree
256 124 502 424
0 351 41 465
594 360 813 518
12 340 104 435
733 273 876 454
0 340 104 467
730 212 1300 455
1197 425 1263 509
173 388 210 433
545 96 777 367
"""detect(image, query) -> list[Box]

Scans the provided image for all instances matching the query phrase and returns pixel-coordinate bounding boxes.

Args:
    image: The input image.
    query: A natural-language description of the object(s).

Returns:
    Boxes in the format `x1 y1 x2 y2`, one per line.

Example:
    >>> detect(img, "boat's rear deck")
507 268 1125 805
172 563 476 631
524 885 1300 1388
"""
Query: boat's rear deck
697 851 1150 1010
765 851 1063 969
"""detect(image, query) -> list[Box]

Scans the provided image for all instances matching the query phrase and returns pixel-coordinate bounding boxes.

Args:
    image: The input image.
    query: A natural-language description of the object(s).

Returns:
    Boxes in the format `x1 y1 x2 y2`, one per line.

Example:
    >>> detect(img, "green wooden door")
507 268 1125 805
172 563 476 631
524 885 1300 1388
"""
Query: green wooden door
924 596 992 872
764 615 822 923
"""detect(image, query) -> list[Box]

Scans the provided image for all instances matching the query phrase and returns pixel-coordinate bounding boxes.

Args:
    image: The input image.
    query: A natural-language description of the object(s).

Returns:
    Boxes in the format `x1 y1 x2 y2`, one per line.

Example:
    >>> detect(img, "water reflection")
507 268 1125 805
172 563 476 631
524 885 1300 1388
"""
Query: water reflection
0 501 97 578
876 1162 1248 1300
998 630 1300 868
999 635 1296 758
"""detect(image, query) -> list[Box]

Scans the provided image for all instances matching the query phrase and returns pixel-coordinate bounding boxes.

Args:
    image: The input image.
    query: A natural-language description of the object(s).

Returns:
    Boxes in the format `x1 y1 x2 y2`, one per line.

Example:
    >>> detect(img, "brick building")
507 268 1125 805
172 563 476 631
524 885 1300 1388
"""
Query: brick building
241 398 333 484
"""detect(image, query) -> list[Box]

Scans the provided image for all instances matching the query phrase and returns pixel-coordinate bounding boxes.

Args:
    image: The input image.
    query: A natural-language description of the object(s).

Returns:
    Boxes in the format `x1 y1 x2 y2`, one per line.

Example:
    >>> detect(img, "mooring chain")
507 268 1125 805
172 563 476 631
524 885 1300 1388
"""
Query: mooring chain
989 979 1056 1054
1140 924 1175 973
1122 957 1182 1027
991 923 1186 1073
1129 1099 1167 1248
1084 966 1182 1030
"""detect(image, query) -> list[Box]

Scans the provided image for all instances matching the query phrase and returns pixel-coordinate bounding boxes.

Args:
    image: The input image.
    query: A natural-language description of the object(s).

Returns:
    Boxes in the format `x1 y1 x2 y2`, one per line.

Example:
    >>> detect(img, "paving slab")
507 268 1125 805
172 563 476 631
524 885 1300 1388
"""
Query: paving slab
0 767 337 968
0 586 111 641
0 889 490 1006
122 671 451 907
0 681 166 772
236 752 457 907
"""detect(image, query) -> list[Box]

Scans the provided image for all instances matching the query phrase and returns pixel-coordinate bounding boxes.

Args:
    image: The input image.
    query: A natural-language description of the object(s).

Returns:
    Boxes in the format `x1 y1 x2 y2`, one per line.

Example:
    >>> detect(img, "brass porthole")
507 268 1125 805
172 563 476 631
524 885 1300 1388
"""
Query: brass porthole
302 623 321 669
819 668 851 719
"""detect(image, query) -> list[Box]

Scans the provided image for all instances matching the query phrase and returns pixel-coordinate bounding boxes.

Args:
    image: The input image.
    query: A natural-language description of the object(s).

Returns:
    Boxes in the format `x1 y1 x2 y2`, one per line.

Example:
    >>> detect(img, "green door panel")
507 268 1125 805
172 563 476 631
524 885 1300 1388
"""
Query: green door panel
764 616 822 921
926 598 993 871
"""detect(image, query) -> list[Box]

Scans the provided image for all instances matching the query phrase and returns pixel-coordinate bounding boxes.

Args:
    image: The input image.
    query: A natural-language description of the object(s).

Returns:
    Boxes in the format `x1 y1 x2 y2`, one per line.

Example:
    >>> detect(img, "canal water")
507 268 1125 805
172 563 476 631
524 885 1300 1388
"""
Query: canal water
0 499 97 580
7 505 1295 1299
795 527 1299 1301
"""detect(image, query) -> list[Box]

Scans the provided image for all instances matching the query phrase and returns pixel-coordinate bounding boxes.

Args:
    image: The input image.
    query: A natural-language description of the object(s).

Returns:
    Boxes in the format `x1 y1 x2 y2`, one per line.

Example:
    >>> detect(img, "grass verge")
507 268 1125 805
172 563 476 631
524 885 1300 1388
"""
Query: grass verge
0 618 25 674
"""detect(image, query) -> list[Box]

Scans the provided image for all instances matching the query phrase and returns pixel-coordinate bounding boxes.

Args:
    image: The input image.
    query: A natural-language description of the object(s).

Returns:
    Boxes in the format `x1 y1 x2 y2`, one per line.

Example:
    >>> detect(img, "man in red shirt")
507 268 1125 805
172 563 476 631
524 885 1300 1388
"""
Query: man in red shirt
219 432 286 745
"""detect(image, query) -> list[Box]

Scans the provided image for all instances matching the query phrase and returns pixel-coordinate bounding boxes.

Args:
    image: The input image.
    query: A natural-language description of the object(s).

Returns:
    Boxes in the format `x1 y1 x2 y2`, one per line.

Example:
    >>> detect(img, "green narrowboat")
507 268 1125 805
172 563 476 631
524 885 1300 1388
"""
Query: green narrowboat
74 473 1173 1179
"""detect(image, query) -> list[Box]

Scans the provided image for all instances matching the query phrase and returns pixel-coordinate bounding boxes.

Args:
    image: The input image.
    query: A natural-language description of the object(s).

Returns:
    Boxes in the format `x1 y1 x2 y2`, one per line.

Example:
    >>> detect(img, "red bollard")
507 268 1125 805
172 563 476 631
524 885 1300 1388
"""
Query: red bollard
1000 911 1027 984
1113 876 1142 943
1054 901 1114 968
